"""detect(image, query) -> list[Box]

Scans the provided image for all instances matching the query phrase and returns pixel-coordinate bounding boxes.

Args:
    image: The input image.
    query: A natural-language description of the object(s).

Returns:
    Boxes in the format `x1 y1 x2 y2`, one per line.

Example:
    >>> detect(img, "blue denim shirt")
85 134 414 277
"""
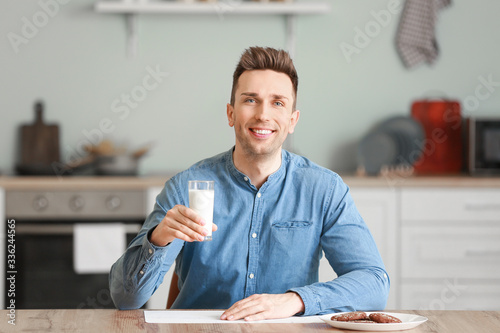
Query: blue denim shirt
109 148 390 315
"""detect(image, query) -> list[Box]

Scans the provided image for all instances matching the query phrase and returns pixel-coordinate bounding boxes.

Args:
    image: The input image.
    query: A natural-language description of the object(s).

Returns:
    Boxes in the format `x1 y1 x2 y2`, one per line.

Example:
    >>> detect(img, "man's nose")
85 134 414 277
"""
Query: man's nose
254 102 271 121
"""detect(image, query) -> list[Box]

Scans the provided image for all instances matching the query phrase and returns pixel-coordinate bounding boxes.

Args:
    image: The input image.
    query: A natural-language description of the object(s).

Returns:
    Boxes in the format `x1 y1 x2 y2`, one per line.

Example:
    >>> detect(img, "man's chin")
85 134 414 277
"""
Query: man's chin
242 144 281 158
235 135 286 158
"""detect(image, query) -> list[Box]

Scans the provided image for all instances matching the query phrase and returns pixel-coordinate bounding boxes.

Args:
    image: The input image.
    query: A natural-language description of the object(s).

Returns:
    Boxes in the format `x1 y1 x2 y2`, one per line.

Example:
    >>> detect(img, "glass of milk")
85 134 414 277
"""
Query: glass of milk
188 180 215 241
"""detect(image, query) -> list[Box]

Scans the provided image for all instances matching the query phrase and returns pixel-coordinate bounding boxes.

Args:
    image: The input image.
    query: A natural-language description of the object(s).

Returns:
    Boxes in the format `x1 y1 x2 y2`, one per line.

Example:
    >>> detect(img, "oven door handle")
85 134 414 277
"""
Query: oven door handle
15 224 141 235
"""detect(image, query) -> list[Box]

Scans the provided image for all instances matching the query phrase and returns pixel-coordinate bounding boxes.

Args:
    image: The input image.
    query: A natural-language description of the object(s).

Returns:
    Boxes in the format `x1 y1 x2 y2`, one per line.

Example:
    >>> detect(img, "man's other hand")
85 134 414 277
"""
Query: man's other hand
220 292 305 321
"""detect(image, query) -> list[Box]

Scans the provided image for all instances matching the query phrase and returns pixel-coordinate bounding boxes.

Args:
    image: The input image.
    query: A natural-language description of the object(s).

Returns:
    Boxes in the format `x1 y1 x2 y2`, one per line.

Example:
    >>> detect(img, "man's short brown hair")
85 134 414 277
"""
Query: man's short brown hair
230 46 298 110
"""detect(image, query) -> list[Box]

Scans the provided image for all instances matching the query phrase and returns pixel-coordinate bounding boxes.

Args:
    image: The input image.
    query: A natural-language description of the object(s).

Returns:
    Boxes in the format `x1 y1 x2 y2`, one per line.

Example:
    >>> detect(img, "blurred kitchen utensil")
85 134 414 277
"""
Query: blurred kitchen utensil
61 140 152 176
16 101 61 175
95 154 138 176
357 116 425 176
91 141 152 176
378 116 425 166
358 130 398 176
131 144 151 159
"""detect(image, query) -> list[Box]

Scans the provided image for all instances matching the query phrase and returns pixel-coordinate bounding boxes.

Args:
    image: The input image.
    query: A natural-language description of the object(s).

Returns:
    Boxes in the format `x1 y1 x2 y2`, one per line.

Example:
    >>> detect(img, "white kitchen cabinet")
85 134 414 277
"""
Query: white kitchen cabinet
400 283 500 311
401 188 500 222
348 187 398 309
401 225 500 280
399 187 500 311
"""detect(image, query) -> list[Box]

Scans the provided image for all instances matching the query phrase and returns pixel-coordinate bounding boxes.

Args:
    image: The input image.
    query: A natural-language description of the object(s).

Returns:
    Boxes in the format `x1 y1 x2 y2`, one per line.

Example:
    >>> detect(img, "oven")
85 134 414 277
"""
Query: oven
5 189 146 309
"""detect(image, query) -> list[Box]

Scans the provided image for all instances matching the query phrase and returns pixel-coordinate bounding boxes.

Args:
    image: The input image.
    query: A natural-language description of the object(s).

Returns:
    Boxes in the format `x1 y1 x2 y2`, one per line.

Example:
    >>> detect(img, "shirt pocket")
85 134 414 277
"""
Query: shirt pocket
270 220 313 250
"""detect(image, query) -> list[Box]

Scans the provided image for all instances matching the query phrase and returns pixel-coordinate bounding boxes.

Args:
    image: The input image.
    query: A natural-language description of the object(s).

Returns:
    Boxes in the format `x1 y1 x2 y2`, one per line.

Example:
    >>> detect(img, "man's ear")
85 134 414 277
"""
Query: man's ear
227 103 234 127
288 109 300 134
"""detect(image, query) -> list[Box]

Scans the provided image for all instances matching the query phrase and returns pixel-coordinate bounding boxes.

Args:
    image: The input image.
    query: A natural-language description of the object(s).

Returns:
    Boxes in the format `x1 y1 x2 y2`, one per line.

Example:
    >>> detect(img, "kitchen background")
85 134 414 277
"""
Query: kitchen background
1 0 500 312
1 0 499 175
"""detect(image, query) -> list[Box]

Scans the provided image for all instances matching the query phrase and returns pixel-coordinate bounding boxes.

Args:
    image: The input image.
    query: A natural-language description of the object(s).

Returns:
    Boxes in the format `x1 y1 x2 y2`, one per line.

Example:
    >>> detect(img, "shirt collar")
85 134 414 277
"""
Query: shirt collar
225 147 288 190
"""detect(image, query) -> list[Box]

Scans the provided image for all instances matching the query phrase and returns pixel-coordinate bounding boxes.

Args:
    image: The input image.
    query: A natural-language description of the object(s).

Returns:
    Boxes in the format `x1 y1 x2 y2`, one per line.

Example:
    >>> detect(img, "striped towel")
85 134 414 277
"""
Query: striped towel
396 0 451 68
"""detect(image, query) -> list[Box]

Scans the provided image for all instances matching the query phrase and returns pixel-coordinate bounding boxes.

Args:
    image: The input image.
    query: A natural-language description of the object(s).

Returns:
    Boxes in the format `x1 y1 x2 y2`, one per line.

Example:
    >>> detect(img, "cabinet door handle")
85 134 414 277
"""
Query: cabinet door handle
465 249 500 257
464 203 500 211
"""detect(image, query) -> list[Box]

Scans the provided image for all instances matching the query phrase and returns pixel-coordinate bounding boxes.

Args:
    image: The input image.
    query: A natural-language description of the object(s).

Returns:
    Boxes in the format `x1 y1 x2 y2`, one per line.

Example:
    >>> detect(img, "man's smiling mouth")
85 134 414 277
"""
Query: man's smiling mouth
250 129 273 135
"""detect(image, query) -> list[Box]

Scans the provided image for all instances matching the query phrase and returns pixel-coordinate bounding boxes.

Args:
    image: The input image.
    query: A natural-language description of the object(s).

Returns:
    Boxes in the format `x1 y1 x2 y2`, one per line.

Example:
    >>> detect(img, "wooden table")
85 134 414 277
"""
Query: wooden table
1 309 499 332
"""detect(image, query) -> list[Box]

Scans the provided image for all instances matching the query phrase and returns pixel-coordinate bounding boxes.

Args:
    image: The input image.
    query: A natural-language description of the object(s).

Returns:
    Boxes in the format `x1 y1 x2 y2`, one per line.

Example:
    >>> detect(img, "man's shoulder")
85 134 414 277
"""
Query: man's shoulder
171 149 230 181
285 150 340 181
189 150 229 170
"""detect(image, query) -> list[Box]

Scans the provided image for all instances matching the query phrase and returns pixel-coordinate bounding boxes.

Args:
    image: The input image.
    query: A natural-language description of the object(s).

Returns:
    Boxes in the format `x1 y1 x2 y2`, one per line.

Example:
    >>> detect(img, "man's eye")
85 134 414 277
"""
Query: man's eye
274 101 284 107
245 98 255 103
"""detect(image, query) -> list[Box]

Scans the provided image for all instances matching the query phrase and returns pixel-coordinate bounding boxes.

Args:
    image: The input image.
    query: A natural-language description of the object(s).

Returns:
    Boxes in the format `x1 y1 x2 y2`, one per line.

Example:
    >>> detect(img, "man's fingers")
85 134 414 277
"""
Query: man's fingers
221 296 266 321
165 206 209 241
171 218 207 238
167 206 203 227
221 293 304 322
226 303 267 321
169 223 204 242
242 312 267 322
177 205 205 225
151 205 216 246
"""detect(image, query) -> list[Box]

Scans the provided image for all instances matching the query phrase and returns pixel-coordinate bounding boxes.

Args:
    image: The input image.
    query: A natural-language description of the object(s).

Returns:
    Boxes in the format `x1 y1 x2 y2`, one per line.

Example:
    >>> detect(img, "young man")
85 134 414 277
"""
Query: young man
110 46 390 320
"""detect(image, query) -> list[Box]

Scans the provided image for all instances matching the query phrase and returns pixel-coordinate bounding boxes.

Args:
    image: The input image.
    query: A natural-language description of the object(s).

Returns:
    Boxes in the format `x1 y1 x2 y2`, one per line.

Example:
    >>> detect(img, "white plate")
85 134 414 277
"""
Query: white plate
320 312 428 331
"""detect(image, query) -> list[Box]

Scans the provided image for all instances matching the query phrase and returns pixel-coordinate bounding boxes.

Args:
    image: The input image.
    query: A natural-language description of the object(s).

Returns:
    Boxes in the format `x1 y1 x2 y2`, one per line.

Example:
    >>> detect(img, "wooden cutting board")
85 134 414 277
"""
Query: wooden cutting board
17 101 60 174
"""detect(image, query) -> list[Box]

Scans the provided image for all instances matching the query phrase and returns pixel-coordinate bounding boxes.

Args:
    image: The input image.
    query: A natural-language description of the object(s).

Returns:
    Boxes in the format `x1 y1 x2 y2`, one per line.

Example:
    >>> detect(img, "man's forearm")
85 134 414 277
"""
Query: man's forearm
289 266 390 315
109 253 152 310
109 232 177 310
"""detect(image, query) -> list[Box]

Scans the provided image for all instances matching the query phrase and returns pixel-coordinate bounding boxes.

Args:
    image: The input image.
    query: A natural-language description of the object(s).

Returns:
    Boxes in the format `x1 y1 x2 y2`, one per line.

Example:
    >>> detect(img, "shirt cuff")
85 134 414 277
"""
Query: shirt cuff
287 286 319 316
143 227 170 259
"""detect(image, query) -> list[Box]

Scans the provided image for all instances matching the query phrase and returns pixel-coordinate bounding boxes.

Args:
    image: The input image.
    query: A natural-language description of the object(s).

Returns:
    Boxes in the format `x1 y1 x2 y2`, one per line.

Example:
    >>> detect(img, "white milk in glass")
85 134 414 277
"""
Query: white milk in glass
188 184 214 241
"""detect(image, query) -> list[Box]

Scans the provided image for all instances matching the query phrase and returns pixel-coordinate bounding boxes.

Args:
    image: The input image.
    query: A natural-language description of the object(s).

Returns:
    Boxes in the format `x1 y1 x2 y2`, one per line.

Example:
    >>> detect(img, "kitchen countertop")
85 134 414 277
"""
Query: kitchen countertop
1 174 500 190
1 309 499 332
342 174 500 188
0 176 171 190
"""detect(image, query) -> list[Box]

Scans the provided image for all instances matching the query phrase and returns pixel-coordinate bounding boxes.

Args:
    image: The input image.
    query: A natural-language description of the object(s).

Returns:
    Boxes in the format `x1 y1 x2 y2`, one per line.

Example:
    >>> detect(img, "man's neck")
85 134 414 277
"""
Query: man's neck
232 147 282 189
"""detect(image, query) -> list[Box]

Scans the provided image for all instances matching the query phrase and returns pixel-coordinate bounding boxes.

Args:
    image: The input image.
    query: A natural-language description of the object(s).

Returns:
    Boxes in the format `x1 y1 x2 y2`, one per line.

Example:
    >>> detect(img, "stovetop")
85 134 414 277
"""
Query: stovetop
6 189 147 220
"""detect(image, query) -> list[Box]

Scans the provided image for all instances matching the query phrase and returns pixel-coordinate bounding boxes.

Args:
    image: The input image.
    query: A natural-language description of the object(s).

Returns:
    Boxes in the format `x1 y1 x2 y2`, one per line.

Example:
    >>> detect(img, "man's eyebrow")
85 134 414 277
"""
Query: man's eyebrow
240 92 289 100
272 94 289 100
240 92 258 97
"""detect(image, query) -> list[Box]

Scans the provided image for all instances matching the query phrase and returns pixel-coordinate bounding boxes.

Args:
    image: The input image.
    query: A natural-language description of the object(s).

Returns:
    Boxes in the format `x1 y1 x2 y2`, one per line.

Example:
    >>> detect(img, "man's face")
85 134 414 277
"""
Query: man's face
227 69 300 159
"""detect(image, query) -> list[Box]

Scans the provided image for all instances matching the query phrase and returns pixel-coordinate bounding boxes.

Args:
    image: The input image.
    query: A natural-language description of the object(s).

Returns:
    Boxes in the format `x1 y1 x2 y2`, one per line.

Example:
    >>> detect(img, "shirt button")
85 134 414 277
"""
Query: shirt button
148 249 153 254
252 233 257 238
384 273 387 279
140 270 144 275
257 193 261 198
244 177 248 181
249 273 254 279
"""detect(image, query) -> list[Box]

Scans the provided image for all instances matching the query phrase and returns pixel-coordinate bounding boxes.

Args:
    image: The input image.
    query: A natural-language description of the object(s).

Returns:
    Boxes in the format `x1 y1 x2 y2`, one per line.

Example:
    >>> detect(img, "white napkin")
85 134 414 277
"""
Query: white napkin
73 223 126 274
144 311 327 324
